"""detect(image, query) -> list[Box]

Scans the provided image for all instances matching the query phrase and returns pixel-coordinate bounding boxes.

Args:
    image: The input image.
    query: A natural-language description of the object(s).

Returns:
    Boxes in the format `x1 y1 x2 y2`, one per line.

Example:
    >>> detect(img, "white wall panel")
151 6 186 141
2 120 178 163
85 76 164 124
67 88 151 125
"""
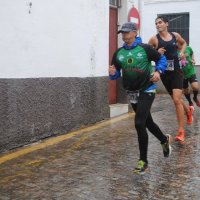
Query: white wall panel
0 0 109 78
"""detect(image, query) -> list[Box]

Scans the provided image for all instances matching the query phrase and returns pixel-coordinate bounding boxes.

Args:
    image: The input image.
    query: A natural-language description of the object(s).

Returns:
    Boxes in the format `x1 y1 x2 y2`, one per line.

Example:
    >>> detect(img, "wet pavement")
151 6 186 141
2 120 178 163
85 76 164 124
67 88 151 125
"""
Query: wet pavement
0 94 200 200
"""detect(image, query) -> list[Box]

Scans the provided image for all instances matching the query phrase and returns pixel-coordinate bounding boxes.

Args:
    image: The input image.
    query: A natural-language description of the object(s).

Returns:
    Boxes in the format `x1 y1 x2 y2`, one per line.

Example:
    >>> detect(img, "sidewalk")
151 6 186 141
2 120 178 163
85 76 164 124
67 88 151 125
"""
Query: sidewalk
0 94 200 200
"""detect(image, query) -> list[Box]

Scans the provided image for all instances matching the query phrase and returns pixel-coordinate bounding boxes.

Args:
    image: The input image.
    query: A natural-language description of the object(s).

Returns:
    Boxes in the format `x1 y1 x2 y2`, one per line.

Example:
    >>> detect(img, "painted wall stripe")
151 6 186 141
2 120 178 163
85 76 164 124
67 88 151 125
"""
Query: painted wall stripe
0 113 134 165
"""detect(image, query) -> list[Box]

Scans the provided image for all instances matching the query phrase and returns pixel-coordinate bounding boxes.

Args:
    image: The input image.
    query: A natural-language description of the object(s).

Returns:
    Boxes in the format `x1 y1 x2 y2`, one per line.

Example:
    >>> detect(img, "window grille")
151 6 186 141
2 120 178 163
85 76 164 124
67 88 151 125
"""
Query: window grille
158 13 189 44
109 0 121 8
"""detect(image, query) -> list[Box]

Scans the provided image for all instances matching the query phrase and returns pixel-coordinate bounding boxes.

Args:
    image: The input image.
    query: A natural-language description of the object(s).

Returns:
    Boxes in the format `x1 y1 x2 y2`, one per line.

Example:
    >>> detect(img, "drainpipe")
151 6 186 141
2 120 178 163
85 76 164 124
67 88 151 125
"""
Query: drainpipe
138 0 142 36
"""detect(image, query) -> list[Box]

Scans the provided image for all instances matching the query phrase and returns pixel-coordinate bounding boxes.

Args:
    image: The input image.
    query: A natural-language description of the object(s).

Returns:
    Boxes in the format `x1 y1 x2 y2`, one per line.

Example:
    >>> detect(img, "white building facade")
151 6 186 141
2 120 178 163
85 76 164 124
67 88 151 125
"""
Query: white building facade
140 0 200 65
0 0 109 78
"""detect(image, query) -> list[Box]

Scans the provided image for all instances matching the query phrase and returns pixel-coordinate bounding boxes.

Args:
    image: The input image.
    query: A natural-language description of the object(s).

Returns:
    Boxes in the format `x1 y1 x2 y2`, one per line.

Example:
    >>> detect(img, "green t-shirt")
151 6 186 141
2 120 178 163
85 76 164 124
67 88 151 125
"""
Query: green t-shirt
178 46 196 79
112 44 161 91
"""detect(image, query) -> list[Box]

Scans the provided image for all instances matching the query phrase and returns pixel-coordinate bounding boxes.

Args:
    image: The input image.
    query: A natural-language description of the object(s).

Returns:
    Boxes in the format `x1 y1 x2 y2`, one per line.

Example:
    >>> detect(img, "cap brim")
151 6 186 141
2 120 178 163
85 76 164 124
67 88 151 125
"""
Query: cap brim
117 30 123 34
117 29 136 34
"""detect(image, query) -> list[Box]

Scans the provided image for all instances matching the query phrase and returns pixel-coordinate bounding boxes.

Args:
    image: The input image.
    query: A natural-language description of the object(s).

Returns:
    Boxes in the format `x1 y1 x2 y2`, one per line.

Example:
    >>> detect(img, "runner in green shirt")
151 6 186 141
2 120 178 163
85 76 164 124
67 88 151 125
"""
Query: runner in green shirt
109 22 172 174
178 45 200 107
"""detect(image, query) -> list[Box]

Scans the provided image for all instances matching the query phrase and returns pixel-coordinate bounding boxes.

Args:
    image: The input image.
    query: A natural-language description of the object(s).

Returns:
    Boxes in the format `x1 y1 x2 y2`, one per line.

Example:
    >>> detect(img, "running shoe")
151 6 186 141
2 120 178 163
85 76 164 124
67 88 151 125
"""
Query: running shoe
161 134 172 157
189 105 194 113
175 130 185 142
193 97 200 107
186 106 193 124
133 160 148 174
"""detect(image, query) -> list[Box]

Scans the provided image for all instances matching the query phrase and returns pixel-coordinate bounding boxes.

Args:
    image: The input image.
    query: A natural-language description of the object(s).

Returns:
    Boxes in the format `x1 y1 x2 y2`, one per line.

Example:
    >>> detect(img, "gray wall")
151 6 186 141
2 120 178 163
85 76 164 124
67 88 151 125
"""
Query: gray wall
0 77 109 153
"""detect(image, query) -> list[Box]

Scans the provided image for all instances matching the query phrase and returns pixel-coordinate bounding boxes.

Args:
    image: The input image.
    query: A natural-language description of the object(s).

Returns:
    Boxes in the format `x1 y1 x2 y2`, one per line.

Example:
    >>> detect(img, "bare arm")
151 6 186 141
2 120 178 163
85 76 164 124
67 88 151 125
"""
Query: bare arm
191 53 196 65
173 32 187 59
148 36 158 49
148 35 166 55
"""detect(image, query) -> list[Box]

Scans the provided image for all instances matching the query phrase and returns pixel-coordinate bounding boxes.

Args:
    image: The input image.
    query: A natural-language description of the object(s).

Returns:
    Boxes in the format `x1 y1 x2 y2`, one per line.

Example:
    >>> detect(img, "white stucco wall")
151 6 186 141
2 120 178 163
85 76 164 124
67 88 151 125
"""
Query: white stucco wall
140 0 200 64
0 0 109 78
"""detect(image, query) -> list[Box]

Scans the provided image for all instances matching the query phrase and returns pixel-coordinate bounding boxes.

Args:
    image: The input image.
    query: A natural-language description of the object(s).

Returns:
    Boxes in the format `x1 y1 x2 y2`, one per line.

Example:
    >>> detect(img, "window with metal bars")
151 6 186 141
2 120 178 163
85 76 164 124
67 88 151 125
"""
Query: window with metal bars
109 0 121 8
158 13 189 44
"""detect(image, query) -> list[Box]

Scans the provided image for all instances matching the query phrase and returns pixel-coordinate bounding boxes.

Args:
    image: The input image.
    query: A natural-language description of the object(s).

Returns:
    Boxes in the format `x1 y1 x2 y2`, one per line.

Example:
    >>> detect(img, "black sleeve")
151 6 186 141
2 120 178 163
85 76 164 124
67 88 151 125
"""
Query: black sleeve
111 48 123 71
139 43 161 62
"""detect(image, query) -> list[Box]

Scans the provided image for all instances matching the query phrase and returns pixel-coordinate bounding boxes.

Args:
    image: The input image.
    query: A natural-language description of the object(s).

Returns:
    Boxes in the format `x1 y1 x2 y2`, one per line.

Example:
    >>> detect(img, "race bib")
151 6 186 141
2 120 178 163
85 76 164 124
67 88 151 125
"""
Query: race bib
166 60 174 71
127 91 139 104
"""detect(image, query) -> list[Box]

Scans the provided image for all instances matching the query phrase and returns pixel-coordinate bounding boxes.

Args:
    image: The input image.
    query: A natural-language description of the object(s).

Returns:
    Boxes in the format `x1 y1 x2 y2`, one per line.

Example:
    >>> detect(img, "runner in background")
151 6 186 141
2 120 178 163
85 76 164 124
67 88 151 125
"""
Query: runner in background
148 16 193 142
177 44 200 108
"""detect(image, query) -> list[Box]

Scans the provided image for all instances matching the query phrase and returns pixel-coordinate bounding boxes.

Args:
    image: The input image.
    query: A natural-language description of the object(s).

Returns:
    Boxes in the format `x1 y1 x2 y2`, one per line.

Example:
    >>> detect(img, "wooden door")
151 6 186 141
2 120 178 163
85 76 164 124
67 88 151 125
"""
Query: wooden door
109 7 118 104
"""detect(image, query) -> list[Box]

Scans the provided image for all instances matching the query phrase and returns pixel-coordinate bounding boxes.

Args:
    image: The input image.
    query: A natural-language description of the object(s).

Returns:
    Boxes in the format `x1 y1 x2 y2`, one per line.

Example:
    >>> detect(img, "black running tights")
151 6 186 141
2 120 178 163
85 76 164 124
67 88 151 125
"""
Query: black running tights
131 92 167 163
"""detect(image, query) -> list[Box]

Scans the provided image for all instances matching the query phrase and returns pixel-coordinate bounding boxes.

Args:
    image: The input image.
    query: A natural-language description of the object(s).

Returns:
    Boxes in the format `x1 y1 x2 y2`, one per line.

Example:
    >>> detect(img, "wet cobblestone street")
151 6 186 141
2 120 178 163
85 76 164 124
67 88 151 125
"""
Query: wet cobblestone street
0 94 200 200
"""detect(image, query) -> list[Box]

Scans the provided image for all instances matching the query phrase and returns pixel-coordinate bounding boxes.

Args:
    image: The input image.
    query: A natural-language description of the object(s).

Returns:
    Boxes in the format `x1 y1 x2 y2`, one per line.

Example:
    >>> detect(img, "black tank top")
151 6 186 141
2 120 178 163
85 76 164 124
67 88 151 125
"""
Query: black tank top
156 32 180 69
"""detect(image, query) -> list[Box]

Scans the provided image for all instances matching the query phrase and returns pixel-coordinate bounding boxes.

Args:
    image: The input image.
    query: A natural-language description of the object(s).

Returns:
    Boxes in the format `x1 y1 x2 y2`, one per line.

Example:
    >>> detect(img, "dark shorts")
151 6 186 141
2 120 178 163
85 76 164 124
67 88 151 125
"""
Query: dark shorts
161 69 183 95
183 74 198 89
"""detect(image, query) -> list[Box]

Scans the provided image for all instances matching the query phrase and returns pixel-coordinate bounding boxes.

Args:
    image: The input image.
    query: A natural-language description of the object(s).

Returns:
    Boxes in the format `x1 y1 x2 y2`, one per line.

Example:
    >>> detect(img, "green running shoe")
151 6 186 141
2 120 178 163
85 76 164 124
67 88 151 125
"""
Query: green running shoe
133 160 148 174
